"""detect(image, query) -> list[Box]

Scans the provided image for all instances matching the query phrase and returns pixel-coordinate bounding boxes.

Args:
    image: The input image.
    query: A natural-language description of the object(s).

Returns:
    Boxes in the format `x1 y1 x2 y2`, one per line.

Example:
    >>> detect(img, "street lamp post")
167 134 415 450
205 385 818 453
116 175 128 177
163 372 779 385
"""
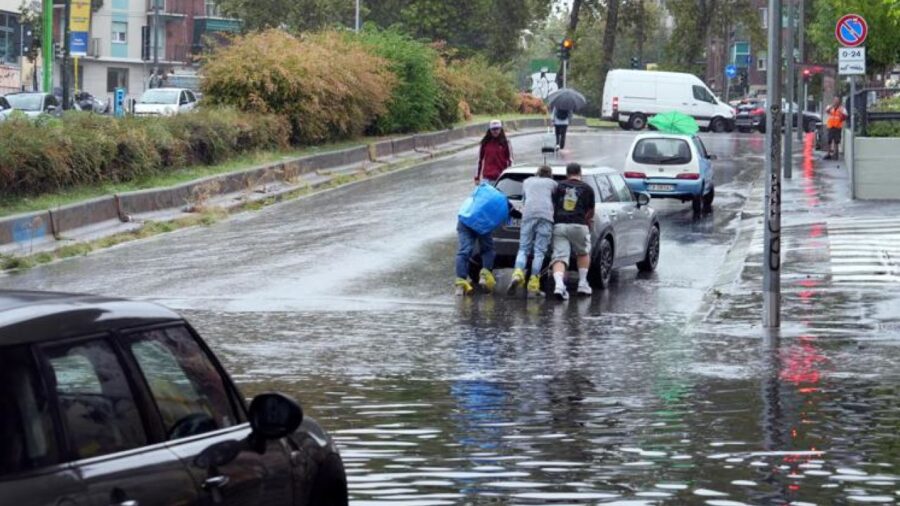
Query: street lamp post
763 0 783 328
355 0 360 32
42 0 52 93
784 0 795 179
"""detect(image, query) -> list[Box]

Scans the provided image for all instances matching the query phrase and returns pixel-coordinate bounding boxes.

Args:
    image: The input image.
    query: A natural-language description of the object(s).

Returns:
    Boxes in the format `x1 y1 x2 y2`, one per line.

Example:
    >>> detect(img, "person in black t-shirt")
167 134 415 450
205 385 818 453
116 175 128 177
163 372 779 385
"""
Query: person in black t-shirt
550 163 595 300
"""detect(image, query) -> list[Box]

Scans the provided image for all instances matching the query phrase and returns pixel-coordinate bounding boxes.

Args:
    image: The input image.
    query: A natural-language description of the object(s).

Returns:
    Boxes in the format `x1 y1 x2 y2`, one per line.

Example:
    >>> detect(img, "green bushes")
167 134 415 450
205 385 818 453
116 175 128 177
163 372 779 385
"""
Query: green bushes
867 121 900 138
0 108 290 196
201 29 396 144
357 29 444 134
445 57 518 115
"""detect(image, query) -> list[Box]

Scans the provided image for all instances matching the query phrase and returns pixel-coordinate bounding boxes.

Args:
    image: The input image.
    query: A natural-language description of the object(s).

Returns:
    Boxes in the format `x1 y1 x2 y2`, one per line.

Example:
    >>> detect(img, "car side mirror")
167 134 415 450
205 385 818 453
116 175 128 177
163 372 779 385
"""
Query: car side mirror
248 392 303 441
636 192 651 208
708 154 718 160
46 105 57 112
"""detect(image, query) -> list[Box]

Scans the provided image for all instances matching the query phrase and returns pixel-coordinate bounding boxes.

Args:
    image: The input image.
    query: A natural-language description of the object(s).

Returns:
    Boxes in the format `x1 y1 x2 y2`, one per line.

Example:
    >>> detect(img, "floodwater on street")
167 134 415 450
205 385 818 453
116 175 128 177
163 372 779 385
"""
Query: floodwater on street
2 130 899 505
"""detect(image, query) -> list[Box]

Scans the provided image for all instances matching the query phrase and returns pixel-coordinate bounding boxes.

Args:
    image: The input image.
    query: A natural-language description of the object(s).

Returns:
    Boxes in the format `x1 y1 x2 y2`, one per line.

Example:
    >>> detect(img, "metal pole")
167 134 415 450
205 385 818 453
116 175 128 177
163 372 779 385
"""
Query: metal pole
152 0 160 84
797 0 805 142
42 0 53 93
563 59 568 88
355 0 360 32
763 0 783 328
61 0 70 110
783 0 795 179
850 77 856 135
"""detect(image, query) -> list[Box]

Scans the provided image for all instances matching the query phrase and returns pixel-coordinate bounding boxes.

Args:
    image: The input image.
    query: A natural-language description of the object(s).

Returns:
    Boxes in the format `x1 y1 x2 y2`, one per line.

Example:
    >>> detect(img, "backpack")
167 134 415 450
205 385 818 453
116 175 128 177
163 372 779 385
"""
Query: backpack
555 109 570 121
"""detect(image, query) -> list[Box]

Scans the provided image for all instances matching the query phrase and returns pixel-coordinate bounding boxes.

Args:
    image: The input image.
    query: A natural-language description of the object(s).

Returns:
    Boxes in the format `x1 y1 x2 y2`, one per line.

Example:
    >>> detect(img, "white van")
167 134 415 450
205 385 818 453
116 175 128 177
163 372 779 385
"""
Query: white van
602 69 735 133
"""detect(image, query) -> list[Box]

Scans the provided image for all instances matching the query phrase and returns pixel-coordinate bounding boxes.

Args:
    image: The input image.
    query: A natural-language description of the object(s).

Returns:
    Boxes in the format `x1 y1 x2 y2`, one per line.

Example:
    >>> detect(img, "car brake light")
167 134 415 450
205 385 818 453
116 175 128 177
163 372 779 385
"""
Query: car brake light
612 97 619 113
676 173 700 180
624 171 646 179
751 107 765 116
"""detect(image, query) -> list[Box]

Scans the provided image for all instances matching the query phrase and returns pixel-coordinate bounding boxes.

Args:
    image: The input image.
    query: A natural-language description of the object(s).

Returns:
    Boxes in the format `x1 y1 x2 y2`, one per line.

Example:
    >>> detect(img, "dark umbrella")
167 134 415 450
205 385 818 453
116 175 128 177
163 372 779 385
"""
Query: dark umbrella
546 87 587 112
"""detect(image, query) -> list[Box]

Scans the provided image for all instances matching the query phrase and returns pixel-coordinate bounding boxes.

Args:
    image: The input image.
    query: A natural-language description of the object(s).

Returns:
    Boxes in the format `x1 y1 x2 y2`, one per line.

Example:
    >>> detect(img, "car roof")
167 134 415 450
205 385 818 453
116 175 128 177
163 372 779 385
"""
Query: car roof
0 290 182 346
5 92 48 96
501 165 619 177
146 87 190 92
632 132 698 142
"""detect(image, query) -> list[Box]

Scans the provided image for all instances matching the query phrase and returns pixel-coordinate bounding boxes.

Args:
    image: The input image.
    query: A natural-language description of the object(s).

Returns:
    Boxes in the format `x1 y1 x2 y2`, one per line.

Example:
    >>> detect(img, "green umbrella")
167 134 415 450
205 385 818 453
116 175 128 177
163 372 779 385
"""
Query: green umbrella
648 111 699 135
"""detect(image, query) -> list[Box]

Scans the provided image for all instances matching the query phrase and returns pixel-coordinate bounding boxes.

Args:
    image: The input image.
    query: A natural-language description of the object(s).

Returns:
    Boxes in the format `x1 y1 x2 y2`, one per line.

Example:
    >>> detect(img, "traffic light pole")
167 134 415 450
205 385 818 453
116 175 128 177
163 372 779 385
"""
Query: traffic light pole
562 60 567 88
763 0 783 328
42 0 52 93
783 0 795 179
61 0 70 110
797 0 805 142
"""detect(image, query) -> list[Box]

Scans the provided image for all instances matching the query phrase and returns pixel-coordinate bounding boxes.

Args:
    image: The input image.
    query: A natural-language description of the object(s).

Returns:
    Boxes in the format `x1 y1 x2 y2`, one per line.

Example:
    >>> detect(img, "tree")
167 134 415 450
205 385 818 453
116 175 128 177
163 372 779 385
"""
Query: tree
663 0 762 75
808 0 900 76
215 0 354 32
598 0 621 100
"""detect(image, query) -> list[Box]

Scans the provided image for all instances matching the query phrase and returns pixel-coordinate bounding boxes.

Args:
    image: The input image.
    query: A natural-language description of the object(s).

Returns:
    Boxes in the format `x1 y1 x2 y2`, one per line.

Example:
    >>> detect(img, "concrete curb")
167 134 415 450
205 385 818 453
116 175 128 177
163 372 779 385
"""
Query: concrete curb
0 118 562 256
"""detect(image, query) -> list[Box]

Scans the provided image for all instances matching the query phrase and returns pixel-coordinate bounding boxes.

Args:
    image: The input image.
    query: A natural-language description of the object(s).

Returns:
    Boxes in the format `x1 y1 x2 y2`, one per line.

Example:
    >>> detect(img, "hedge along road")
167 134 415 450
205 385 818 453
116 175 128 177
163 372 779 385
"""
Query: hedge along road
5 131 894 504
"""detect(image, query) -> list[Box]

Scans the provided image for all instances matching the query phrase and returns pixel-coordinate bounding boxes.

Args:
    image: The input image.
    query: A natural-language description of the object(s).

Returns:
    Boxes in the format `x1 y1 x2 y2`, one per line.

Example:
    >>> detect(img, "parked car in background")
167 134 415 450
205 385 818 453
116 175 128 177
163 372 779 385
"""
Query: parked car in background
73 91 109 114
602 69 735 133
622 133 716 214
134 87 198 116
4 92 61 118
735 99 821 133
489 165 661 290
0 290 348 506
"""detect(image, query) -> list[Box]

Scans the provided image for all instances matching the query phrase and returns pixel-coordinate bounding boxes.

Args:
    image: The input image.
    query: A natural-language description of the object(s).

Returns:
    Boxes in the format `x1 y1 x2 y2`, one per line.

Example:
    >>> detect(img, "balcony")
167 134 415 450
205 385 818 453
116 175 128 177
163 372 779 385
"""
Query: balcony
146 0 191 18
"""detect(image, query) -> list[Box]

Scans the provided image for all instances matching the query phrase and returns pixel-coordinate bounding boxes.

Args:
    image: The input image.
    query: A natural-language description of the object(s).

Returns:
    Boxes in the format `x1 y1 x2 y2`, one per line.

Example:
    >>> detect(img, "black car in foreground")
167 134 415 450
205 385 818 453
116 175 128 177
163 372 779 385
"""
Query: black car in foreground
0 291 347 506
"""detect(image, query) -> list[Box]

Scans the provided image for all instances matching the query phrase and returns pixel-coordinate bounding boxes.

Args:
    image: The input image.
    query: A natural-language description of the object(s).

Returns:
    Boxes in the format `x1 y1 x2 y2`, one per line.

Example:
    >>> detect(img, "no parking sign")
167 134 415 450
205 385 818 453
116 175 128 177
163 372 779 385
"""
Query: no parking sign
835 14 867 47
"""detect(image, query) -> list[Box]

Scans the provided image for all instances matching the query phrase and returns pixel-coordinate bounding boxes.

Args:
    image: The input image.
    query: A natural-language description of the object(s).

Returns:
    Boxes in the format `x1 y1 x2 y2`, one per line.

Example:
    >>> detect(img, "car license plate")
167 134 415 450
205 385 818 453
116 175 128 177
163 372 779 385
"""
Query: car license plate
648 184 675 191
507 217 521 228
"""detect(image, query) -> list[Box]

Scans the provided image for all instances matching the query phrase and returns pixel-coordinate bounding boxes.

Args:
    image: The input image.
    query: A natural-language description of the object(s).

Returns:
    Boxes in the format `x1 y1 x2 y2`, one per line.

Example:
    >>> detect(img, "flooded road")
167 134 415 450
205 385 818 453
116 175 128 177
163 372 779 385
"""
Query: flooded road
3 130 899 504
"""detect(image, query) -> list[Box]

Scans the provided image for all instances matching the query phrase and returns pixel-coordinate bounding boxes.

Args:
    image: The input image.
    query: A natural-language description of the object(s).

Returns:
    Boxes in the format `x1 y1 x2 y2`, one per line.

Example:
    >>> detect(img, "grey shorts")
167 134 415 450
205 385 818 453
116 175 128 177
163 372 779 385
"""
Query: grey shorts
552 223 591 266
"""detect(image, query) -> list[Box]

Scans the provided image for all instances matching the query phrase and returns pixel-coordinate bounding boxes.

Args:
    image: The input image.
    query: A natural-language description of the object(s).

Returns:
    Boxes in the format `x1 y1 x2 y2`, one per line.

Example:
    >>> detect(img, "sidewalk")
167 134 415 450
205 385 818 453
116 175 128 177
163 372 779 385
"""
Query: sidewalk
706 134 900 339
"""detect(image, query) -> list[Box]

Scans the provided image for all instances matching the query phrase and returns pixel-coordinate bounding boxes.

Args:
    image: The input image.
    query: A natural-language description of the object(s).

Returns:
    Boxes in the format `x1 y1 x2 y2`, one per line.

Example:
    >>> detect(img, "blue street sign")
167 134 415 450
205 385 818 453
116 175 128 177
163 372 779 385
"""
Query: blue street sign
725 64 738 79
114 88 126 118
69 32 88 57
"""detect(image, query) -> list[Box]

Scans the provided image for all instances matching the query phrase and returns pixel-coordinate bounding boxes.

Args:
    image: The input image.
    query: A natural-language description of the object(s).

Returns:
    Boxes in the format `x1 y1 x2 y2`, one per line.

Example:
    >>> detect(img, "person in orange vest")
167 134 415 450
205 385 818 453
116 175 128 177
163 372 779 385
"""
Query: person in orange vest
824 96 848 160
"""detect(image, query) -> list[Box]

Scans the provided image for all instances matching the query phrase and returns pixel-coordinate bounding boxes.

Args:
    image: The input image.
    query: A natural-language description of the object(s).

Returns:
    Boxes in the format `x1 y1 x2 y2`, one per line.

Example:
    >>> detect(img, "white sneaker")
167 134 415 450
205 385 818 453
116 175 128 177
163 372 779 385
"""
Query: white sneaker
577 283 593 296
553 284 569 301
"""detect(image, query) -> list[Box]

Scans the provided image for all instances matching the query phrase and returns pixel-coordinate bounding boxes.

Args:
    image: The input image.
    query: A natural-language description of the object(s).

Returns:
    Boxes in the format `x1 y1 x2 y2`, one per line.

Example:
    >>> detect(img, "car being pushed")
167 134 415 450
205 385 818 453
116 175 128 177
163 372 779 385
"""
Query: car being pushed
0 290 347 506
622 133 716 214
479 165 660 291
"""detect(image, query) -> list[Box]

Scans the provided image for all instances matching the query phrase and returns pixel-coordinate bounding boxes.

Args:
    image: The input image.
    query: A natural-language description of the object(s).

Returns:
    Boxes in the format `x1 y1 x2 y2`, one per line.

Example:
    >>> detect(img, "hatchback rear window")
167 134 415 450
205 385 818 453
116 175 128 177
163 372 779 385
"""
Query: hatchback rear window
632 138 692 165
496 173 566 199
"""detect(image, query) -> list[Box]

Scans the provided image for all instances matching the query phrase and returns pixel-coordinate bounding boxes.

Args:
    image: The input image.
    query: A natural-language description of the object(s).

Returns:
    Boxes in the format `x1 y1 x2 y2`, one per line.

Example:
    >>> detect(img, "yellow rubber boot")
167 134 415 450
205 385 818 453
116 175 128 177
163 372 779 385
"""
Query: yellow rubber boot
479 269 496 293
455 278 474 296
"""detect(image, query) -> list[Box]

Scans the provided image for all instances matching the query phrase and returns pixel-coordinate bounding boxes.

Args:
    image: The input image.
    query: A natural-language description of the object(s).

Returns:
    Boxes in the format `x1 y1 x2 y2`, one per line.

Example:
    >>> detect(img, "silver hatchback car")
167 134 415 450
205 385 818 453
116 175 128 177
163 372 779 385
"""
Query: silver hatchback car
485 165 661 289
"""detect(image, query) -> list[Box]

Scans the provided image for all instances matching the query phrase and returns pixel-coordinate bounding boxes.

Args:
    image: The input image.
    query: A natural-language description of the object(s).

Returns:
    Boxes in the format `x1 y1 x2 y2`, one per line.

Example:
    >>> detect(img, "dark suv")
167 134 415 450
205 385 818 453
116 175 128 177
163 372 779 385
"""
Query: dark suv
0 291 347 506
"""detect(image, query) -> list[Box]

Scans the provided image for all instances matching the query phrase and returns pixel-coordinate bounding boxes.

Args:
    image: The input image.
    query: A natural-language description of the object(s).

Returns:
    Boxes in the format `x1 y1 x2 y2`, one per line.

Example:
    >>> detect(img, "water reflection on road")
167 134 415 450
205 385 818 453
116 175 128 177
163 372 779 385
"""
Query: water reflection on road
2 131 899 504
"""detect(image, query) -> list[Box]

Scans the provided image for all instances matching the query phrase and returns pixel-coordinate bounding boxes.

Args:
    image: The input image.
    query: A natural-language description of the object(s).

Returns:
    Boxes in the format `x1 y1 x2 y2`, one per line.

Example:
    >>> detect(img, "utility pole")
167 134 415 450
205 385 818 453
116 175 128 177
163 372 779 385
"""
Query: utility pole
355 0 360 32
61 0 71 109
152 0 160 86
42 0 52 92
763 0 783 328
783 0 795 179
797 0 805 142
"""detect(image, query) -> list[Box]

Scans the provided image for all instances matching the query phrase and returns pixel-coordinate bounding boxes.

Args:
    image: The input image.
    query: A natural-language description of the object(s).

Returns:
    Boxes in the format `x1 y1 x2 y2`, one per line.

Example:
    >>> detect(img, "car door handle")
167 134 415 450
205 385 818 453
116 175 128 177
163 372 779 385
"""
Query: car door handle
203 475 230 490
111 501 138 506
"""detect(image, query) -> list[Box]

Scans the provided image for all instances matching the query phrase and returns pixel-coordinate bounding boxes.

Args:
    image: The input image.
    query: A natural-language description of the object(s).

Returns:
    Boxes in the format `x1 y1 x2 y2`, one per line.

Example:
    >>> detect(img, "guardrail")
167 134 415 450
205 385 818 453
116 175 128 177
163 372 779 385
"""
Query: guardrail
852 87 900 135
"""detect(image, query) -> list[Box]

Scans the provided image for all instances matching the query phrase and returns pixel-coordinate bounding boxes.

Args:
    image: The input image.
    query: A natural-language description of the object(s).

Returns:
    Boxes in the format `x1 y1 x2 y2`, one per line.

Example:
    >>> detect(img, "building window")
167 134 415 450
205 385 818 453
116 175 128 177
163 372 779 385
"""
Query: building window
112 21 127 43
107 67 129 92
204 0 220 16
0 12 21 65
757 57 767 71
759 7 768 29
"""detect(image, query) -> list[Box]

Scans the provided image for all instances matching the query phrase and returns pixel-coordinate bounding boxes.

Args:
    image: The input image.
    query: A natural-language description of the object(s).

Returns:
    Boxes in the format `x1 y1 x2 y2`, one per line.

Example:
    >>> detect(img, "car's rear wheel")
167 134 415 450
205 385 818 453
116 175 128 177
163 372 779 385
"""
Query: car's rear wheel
628 113 647 131
710 117 727 133
587 236 614 288
703 185 715 213
637 226 660 272
691 185 703 215
619 121 631 130
309 452 349 506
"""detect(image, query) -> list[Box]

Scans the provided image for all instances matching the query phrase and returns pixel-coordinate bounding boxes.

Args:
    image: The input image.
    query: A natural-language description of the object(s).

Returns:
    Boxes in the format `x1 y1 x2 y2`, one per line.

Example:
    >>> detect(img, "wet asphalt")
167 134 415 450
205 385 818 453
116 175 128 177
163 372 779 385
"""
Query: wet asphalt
3 130 899 505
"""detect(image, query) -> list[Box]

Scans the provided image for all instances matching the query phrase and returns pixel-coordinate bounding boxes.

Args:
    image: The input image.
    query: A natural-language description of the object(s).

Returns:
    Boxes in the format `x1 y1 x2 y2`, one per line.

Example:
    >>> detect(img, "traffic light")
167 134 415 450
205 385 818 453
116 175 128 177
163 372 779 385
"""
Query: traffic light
802 68 811 82
630 56 640 69
560 37 574 61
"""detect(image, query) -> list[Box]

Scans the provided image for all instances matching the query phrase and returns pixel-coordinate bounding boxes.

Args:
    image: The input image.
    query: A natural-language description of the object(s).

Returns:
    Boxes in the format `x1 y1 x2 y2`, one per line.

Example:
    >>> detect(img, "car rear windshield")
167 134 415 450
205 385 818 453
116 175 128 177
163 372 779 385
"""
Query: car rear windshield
5 94 43 111
496 173 566 199
632 138 692 165
139 89 179 104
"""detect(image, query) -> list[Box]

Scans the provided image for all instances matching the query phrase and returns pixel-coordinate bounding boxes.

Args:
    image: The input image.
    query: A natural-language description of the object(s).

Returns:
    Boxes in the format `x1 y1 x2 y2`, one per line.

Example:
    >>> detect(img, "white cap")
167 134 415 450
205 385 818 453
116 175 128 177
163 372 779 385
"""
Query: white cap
489 119 502 129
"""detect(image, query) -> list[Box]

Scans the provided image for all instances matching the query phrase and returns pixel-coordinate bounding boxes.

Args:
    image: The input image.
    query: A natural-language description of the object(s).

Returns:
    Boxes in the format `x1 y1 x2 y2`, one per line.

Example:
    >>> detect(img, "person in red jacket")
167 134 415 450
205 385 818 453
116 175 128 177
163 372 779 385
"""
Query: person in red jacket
475 119 514 185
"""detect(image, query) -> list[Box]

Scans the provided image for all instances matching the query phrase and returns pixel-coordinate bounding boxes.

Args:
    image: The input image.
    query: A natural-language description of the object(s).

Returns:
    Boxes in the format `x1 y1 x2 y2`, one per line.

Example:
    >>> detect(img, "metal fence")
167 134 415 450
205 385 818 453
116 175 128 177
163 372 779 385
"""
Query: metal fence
852 87 900 135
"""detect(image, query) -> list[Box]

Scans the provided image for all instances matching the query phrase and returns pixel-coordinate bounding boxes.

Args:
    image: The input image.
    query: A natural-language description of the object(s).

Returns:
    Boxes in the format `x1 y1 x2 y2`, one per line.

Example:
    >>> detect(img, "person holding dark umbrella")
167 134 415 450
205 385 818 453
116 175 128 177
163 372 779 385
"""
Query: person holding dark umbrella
552 106 571 150
546 88 587 151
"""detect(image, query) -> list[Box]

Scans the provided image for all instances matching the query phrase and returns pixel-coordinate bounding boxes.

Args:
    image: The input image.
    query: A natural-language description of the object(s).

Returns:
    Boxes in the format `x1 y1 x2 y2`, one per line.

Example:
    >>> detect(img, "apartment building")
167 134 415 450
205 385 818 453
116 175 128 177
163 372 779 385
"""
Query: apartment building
72 0 239 101
0 0 22 94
